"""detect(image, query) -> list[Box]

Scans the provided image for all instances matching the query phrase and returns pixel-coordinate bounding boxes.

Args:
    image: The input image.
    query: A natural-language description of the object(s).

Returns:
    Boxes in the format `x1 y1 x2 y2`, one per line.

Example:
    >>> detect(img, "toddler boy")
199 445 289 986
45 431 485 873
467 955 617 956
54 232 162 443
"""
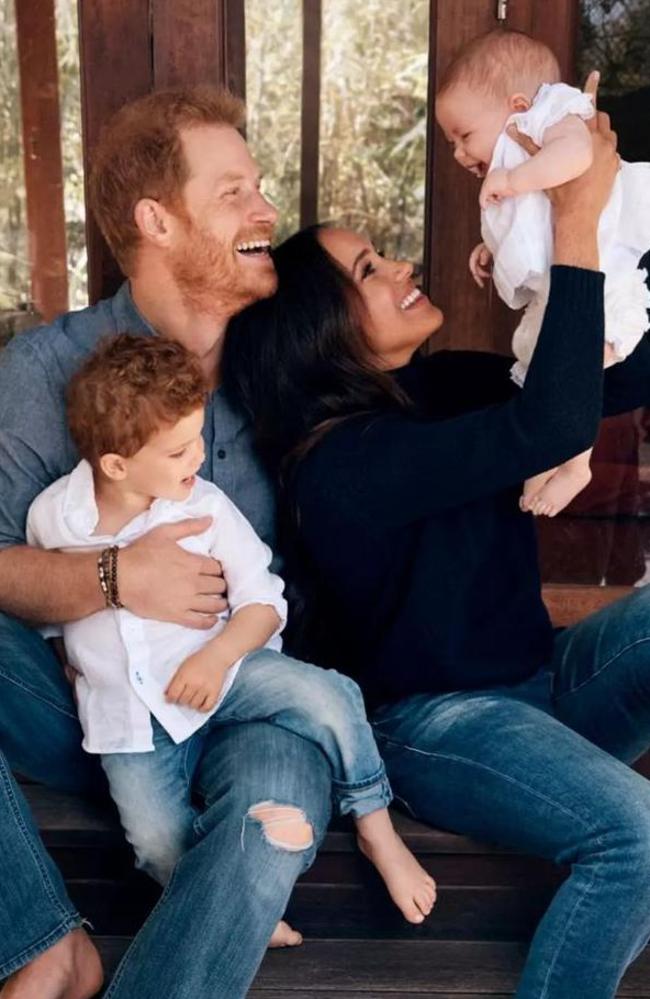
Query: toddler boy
26 334 436 941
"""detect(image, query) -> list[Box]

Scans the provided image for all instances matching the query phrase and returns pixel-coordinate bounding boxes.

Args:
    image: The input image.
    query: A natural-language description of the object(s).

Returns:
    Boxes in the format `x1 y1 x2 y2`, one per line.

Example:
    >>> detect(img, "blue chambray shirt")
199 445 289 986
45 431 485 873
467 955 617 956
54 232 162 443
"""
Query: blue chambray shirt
0 282 277 552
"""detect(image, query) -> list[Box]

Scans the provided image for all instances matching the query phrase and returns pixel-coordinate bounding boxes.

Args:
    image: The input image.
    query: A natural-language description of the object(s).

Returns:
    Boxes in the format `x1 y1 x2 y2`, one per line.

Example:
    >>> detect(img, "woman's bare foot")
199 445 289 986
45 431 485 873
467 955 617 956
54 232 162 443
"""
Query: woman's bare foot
0 929 103 999
356 810 437 924
268 920 303 948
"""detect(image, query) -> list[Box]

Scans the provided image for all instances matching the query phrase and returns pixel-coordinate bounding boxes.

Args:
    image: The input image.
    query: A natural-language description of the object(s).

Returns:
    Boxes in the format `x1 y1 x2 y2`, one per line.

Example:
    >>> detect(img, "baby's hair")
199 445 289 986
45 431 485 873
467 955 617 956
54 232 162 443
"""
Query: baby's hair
438 29 561 101
67 334 207 465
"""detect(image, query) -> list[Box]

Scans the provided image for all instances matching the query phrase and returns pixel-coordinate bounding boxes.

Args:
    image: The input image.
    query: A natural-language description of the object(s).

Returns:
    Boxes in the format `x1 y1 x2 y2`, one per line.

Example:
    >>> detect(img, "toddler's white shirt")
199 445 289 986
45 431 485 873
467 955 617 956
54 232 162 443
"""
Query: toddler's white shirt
26 460 287 754
481 82 650 385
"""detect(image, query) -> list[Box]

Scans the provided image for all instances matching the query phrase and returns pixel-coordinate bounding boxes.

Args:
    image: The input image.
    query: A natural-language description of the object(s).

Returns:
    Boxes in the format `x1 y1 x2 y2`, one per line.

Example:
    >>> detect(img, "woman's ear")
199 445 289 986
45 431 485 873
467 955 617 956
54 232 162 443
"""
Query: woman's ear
510 93 531 114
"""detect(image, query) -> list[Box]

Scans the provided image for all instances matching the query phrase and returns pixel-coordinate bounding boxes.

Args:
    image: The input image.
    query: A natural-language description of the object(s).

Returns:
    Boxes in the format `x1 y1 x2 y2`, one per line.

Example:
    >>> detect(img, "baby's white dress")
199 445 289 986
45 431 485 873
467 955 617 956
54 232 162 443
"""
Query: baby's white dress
481 82 650 386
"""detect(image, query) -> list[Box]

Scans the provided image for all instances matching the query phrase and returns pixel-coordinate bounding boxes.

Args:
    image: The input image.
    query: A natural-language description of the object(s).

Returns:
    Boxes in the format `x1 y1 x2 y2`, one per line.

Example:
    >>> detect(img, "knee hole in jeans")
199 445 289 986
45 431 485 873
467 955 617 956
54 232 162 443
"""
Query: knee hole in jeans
245 800 314 852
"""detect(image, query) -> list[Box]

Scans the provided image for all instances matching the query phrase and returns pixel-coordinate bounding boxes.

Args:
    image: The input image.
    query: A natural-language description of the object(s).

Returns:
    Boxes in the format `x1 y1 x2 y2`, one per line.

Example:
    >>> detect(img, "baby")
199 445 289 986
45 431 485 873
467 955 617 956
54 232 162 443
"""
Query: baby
436 29 650 517
26 334 436 943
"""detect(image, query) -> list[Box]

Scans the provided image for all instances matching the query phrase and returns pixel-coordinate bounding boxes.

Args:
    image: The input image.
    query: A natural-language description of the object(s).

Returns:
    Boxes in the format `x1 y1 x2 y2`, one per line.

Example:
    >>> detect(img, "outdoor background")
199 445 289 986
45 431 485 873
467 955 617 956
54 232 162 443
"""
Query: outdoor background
0 0 648 586
2 0 648 312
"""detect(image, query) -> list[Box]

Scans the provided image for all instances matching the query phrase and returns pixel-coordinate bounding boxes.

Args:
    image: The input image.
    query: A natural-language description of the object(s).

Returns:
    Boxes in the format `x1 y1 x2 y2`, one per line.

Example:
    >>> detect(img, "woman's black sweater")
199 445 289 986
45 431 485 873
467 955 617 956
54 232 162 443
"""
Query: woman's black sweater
290 266 650 707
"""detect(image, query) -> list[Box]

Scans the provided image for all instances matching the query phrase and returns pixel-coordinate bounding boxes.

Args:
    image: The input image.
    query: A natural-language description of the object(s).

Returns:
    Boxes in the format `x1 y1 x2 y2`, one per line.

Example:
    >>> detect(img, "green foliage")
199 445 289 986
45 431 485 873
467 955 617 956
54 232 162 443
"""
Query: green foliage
578 0 650 94
1 1 649 311
246 0 429 264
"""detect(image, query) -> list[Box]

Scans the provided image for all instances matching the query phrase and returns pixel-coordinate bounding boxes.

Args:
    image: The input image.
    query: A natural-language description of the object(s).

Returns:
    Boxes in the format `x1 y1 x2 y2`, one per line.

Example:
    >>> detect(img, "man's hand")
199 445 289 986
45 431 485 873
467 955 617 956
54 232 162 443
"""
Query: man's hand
479 168 518 208
119 517 228 629
165 646 227 712
469 241 493 288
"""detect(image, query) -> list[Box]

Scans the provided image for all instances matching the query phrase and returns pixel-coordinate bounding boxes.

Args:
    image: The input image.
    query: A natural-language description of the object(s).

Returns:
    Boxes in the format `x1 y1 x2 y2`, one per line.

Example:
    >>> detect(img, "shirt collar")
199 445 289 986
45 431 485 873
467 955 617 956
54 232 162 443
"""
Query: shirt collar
63 459 101 537
110 281 158 338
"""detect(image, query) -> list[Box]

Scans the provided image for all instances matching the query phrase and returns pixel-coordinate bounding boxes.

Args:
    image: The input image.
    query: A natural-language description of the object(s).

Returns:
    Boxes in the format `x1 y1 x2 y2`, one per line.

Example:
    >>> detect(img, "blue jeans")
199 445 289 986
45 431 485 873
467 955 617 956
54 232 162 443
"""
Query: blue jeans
101 648 391 884
372 584 650 999
0 612 332 997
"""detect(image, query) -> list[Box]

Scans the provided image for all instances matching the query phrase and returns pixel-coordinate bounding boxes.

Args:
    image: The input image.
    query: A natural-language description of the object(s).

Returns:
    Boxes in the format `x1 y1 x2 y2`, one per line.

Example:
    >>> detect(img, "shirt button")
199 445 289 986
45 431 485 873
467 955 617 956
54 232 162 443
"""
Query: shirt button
217 448 227 460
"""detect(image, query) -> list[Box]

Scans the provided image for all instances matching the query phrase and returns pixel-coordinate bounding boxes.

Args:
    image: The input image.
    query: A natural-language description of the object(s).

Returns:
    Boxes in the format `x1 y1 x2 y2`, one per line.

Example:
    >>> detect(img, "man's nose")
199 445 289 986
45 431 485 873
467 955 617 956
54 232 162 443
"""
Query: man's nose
251 189 279 226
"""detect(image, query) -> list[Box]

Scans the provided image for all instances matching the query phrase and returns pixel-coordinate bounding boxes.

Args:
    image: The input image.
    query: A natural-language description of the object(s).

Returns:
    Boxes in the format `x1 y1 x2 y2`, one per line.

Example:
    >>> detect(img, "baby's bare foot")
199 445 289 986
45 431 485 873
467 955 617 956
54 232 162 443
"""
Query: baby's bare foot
268 920 303 948
0 929 103 999
528 463 592 518
357 821 437 924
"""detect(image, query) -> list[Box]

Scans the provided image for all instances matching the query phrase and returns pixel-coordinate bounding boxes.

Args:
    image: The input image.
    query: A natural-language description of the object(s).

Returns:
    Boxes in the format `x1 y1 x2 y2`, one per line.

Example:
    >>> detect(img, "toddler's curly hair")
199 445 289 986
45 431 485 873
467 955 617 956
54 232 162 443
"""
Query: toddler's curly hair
67 334 207 464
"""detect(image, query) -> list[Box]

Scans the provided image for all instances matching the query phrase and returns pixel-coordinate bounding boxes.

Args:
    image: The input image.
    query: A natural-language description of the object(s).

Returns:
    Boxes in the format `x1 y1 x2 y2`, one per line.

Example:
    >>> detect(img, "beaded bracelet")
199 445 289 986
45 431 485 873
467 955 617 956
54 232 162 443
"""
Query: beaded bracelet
97 545 124 609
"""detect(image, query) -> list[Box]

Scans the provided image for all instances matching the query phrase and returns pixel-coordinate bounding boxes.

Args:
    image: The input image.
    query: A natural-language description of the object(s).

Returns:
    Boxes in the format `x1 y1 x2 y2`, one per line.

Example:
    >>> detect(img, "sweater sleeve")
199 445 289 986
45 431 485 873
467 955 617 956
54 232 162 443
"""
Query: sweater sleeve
295 266 604 528
602 333 650 416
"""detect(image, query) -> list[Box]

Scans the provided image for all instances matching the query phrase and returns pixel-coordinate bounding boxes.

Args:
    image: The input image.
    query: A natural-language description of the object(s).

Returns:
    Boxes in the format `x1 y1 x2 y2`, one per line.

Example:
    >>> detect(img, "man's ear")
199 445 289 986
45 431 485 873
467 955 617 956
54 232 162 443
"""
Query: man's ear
99 453 128 481
510 93 531 114
133 197 174 248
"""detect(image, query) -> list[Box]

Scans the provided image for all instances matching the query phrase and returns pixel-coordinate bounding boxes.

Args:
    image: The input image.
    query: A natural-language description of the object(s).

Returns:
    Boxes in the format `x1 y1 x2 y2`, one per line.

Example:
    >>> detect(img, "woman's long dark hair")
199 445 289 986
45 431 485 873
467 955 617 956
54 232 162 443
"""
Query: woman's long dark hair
223 224 409 476
223 225 411 663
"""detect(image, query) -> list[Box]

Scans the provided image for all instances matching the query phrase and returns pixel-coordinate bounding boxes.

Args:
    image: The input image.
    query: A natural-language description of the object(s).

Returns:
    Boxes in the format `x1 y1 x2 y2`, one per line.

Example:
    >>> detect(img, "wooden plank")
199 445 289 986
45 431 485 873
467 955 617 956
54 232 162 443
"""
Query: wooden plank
66 879 555 941
22 784 507 856
530 1 579 83
78 0 152 304
542 583 633 627
424 0 580 354
93 937 650 993
152 0 245 96
299 0 321 228
14 0 68 321
426 0 518 353
153 0 224 88
224 0 246 101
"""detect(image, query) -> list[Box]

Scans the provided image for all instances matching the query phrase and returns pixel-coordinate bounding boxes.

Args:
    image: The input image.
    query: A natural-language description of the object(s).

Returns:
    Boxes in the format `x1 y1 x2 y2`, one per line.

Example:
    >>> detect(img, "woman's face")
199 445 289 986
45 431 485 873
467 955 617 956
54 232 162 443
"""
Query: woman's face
318 228 444 369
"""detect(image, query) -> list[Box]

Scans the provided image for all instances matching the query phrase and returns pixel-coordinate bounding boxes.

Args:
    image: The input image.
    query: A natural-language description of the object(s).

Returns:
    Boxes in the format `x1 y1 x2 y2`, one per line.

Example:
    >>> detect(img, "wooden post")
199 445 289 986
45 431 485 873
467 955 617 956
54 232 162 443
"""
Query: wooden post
80 0 246 303
78 0 153 304
14 0 68 321
423 0 580 353
300 0 321 228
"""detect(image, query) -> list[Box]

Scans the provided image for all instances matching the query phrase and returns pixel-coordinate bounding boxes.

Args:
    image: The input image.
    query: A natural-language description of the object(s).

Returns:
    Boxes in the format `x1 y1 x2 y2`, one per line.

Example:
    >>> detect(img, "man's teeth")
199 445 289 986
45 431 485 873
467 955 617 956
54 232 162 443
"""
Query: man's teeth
399 288 421 310
236 240 271 253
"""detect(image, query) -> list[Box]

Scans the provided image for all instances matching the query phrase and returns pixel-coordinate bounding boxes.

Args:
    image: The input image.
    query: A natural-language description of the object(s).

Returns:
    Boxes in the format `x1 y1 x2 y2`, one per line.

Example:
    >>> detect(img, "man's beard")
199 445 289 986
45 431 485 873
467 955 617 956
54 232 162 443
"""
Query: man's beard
169 217 277 318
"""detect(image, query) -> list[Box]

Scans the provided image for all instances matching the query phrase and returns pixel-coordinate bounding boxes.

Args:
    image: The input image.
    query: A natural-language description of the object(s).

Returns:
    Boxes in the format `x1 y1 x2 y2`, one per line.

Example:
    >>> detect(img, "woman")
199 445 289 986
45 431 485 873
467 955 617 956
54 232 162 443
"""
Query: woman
224 112 650 997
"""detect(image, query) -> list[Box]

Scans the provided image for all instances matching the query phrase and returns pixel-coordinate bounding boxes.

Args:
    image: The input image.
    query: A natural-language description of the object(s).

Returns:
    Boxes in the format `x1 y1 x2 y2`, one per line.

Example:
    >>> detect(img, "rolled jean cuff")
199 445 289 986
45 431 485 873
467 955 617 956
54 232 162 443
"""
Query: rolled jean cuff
332 764 393 818
0 911 84 980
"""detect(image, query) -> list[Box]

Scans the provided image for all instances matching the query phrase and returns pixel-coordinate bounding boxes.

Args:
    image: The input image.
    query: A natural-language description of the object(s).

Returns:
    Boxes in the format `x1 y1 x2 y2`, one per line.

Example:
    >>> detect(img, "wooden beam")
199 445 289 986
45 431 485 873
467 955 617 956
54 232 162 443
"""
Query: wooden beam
152 0 245 96
14 0 68 321
300 0 321 228
542 584 632 628
78 0 152 304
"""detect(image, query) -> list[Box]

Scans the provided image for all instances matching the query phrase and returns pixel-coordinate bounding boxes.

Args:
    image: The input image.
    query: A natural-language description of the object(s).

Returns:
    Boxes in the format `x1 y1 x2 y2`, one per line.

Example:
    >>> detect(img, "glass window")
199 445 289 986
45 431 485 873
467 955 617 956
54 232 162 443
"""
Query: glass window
0 0 29 311
538 0 650 587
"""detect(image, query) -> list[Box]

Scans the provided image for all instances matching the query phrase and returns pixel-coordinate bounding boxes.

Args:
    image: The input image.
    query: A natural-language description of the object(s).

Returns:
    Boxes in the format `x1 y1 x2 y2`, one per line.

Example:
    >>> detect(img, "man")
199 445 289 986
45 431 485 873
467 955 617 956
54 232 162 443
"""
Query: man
0 86 332 999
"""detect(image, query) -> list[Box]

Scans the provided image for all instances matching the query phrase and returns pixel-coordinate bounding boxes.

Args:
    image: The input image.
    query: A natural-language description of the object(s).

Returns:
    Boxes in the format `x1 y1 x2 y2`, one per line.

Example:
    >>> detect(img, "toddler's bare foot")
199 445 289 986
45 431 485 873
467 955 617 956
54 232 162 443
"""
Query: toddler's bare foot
357 812 437 924
268 920 303 948
0 929 103 999
527 463 592 518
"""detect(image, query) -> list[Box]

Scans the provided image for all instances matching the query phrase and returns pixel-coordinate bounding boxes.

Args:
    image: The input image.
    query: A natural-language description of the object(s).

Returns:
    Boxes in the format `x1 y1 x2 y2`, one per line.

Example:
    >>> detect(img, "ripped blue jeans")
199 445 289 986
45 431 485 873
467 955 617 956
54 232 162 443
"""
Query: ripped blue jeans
101 648 391 884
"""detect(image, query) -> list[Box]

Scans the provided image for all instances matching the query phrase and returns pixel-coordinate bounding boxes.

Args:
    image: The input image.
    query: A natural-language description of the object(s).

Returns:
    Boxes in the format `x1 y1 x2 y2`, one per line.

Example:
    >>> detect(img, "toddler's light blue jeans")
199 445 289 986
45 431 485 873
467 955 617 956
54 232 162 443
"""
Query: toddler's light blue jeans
101 648 391 884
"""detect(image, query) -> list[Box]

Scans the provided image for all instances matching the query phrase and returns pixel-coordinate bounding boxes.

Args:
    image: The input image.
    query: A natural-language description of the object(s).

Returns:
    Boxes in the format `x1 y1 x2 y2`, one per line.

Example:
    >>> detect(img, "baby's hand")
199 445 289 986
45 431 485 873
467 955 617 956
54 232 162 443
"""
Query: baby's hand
469 242 493 288
165 647 226 713
479 168 518 208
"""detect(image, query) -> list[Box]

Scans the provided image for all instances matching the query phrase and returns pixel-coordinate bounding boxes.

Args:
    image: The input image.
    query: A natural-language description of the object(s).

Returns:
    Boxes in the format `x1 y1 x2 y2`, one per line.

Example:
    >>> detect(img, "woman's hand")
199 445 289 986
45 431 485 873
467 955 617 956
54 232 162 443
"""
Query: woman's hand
506 71 619 269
